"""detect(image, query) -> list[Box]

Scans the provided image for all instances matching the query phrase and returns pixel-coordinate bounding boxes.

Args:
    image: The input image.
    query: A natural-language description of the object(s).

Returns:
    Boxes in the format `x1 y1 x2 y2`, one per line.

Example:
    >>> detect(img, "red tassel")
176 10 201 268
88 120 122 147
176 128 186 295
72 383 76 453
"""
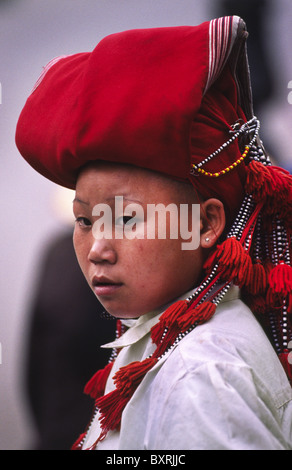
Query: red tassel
268 263 292 296
153 324 182 359
246 161 292 200
160 300 189 325
245 161 272 200
279 352 292 386
113 357 157 396
217 237 245 264
91 387 128 446
97 388 126 428
151 300 188 345
204 238 252 285
246 161 292 217
246 261 267 295
234 253 253 288
84 361 114 399
94 357 157 444
177 301 216 332
214 237 248 281
71 432 87 450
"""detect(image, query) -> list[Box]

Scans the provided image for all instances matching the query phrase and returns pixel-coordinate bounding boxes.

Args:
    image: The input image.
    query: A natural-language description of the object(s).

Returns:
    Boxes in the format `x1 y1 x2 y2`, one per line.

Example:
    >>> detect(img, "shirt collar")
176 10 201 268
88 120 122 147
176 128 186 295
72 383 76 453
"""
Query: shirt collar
101 285 240 349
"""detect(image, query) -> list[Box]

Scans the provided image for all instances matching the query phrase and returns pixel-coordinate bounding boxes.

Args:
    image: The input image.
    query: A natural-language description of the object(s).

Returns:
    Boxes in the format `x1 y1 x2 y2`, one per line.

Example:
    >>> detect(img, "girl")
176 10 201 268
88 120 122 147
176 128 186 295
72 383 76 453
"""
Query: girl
16 16 292 450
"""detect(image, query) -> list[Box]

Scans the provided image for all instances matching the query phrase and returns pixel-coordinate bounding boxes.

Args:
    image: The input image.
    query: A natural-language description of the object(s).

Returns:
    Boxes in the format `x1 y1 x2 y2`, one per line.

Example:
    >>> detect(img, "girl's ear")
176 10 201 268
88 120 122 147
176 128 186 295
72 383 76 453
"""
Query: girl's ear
200 198 226 249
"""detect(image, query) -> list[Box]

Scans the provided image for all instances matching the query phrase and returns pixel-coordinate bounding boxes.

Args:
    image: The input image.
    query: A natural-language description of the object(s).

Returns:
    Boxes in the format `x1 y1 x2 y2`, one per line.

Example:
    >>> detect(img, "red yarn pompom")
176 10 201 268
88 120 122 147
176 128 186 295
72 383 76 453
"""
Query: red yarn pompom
151 300 188 345
177 301 216 331
246 261 267 295
268 263 292 296
84 361 114 399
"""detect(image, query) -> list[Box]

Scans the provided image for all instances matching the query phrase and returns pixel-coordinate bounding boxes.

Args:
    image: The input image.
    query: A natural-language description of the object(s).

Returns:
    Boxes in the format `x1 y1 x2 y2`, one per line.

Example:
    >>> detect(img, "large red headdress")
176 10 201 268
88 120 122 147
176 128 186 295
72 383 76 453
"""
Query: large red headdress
16 17 253 222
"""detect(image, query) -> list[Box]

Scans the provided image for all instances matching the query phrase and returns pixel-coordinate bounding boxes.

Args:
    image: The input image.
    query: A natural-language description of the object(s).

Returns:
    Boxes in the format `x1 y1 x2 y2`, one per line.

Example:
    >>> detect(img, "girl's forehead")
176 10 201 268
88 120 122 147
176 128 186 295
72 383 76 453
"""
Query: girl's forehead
77 162 197 204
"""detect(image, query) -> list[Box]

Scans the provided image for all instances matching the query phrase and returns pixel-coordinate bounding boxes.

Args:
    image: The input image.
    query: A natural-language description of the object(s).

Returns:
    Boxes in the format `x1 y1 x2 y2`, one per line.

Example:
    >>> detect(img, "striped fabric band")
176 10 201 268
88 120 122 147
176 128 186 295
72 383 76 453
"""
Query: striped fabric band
205 15 240 93
31 55 68 93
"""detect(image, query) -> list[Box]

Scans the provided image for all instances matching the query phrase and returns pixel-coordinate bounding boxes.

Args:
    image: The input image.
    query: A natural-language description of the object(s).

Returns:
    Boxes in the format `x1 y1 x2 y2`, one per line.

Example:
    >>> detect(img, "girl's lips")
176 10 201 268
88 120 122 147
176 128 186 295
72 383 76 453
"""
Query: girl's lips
93 283 122 296
92 276 123 296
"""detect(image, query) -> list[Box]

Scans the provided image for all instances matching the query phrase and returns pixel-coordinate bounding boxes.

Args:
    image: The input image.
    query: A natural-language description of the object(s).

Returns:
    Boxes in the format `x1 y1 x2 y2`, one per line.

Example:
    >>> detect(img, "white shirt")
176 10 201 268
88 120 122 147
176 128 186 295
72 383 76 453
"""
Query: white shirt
82 287 292 450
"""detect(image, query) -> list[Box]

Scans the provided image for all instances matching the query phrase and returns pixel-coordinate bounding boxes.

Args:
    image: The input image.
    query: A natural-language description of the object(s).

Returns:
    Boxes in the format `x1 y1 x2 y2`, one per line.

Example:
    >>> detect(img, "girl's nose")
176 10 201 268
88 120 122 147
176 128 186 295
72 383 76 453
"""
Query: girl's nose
88 237 117 265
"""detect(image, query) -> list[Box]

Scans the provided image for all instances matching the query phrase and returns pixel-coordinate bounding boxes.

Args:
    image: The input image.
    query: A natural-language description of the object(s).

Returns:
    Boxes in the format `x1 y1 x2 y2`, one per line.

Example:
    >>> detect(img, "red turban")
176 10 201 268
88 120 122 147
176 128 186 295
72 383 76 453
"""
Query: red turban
15 16 253 222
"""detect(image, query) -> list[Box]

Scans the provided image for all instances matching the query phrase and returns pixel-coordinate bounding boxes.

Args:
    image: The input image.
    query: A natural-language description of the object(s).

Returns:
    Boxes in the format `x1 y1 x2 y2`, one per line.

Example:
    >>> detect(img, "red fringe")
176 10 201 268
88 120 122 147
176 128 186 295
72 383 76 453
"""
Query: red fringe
84 361 114 399
246 161 292 198
215 238 250 281
246 161 292 216
177 301 216 332
151 300 188 345
71 432 87 450
233 253 253 288
113 357 157 396
72 362 114 450
245 160 272 199
203 237 254 289
216 237 245 265
92 357 157 445
96 388 126 433
268 263 292 296
245 261 267 295
152 324 182 359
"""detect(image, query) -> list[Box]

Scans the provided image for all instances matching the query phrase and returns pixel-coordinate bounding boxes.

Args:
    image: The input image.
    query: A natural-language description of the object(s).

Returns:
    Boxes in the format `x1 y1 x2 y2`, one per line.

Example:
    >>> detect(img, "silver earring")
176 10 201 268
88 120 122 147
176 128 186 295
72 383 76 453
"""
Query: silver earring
205 237 210 243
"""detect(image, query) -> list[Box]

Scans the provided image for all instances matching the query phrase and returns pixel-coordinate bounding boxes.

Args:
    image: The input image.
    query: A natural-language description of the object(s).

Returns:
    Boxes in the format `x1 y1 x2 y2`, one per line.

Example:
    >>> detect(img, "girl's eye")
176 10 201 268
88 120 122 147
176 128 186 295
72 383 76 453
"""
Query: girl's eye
115 215 135 226
75 217 92 228
123 216 135 225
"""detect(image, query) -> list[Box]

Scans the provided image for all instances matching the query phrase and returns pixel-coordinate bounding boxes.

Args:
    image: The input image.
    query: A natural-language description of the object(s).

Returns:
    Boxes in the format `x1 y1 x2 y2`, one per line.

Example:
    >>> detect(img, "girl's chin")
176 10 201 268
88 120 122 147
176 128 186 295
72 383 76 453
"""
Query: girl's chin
96 301 142 320
109 311 141 320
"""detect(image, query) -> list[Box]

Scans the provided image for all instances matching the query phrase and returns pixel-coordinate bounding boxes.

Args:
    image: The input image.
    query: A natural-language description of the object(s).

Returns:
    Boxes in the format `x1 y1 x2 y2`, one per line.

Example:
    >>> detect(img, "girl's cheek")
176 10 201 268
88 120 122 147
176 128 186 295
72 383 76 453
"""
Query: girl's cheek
73 231 88 266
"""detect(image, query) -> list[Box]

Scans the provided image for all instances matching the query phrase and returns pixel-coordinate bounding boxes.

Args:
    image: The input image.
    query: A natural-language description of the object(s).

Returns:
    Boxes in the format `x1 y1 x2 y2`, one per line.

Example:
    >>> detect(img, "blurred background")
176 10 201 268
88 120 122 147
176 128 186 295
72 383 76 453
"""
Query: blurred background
0 0 291 450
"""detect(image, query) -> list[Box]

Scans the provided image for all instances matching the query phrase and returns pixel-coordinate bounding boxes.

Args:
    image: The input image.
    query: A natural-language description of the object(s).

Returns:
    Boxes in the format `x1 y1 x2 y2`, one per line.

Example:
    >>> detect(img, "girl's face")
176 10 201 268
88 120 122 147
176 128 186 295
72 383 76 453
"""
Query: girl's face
73 162 221 318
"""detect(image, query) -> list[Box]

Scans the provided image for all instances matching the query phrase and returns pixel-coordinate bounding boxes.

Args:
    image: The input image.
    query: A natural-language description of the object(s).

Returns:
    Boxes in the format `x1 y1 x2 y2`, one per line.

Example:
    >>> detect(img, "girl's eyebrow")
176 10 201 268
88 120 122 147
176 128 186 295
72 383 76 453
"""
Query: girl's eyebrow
73 197 90 206
73 195 144 206
105 196 143 204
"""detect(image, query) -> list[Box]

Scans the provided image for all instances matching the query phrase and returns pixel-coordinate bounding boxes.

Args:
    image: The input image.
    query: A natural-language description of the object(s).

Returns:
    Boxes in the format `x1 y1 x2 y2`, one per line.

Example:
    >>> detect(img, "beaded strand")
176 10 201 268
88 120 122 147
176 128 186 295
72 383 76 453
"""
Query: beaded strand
191 117 260 178
192 145 250 177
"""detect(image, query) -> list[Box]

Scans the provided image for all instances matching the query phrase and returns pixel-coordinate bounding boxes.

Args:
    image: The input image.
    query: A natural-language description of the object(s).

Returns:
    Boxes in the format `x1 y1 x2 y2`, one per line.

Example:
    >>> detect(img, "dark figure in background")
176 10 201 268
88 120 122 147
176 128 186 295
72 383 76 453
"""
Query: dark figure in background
215 0 274 113
215 0 277 163
25 230 116 450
